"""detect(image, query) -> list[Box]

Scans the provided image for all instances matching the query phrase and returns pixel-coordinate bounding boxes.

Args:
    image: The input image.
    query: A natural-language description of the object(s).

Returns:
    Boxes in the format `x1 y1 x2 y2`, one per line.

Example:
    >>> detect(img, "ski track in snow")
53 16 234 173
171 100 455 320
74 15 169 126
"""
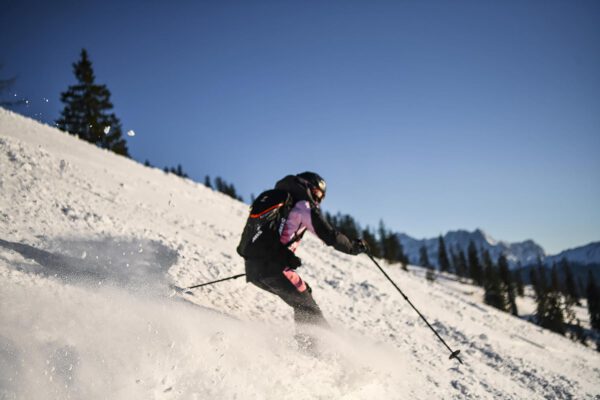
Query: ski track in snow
1 108 599 399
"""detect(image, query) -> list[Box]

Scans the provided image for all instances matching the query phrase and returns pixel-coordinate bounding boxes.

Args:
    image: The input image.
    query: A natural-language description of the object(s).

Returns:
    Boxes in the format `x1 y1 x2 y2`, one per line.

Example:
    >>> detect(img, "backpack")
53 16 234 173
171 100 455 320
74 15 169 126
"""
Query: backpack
236 189 295 259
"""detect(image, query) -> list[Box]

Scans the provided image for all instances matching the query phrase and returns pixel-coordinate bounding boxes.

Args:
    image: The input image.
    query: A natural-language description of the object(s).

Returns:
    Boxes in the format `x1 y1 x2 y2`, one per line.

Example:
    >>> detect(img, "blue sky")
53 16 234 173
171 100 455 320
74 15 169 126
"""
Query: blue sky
1 0 599 254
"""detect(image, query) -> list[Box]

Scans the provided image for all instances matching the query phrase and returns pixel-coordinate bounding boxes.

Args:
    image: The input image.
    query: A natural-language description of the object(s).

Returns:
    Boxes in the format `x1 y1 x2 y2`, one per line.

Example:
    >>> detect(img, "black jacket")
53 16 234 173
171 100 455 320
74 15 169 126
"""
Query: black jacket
275 175 355 255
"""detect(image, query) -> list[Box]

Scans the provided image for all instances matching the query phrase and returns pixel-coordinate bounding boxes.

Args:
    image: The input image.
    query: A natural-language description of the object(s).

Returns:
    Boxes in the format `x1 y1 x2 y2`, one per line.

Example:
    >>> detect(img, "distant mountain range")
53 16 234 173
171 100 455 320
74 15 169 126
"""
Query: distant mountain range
545 242 600 267
397 229 600 269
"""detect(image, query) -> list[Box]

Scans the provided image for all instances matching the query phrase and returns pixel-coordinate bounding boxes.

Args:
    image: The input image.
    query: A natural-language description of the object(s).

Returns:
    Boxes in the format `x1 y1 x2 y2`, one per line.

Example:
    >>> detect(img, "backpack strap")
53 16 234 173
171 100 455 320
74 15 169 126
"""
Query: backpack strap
283 226 306 248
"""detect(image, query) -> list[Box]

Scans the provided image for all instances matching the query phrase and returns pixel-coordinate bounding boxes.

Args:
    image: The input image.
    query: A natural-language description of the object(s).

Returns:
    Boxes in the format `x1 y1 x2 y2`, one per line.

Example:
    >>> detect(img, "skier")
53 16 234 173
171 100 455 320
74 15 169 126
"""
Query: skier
238 172 367 350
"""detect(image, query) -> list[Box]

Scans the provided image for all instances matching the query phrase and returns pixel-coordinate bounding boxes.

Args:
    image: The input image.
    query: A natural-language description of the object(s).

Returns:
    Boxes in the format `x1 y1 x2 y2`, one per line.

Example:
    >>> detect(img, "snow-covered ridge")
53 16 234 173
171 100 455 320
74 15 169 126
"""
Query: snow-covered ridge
398 229 546 268
1 108 599 399
546 242 600 266
398 229 599 269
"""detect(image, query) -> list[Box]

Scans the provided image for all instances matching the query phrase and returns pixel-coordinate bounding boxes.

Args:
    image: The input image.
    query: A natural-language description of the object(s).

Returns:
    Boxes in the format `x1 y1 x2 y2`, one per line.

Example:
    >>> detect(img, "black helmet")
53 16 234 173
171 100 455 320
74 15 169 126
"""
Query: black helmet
297 171 326 202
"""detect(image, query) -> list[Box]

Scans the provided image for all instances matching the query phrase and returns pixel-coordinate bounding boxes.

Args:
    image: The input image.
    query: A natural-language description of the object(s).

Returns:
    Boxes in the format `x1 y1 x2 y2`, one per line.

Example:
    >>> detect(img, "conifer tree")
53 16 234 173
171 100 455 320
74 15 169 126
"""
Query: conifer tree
327 212 360 240
362 227 381 258
378 221 391 261
398 241 409 271
214 176 243 202
378 221 403 264
587 270 600 332
498 254 518 315
456 248 468 279
467 241 483 285
56 49 129 156
449 247 458 275
560 258 580 306
483 252 506 311
541 265 566 335
204 175 213 189
164 164 188 178
513 268 525 297
419 245 431 268
420 245 435 281
577 277 586 302
481 248 493 270
556 259 579 341
530 263 548 326
437 235 450 273
339 214 360 241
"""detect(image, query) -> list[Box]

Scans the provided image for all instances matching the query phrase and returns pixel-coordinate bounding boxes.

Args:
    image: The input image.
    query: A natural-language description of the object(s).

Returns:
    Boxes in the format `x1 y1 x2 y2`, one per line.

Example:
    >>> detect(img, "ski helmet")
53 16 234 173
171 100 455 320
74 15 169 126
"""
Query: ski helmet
297 171 326 202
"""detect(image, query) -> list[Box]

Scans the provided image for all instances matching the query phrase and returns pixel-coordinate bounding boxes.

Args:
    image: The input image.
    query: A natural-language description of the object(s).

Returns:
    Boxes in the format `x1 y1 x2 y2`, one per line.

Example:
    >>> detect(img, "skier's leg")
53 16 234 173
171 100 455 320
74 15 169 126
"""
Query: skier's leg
254 268 328 327
251 268 328 354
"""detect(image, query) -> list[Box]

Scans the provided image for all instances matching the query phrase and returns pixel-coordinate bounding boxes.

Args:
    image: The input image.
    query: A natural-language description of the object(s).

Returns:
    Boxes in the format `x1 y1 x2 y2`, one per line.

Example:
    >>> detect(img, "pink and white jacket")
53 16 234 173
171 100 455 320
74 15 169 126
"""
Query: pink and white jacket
279 200 355 255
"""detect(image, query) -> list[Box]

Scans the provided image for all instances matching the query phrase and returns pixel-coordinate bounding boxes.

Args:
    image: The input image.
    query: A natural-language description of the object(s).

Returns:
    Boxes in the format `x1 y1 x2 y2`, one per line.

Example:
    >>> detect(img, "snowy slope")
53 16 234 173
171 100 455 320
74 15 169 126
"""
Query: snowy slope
1 108 599 399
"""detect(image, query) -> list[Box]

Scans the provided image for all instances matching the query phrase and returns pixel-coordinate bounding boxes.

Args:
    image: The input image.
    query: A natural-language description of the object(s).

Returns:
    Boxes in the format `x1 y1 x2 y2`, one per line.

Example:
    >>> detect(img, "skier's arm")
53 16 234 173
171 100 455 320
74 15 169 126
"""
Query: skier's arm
309 207 360 255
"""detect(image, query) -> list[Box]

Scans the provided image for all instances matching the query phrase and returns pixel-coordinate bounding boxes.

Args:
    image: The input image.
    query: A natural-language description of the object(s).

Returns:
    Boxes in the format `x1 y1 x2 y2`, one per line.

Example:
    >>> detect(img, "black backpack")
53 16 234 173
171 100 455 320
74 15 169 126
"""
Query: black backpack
236 189 295 260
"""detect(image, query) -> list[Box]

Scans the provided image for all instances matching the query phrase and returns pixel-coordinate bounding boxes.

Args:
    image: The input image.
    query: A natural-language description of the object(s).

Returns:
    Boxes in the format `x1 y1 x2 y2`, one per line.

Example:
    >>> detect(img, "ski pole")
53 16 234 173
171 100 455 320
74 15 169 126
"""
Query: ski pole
366 252 463 364
185 273 246 290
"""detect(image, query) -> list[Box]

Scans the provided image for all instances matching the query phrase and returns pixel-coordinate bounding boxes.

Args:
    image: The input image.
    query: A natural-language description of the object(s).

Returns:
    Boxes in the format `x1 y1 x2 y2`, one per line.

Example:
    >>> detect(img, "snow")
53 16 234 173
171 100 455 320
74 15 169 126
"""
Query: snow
1 107 599 399
547 242 600 265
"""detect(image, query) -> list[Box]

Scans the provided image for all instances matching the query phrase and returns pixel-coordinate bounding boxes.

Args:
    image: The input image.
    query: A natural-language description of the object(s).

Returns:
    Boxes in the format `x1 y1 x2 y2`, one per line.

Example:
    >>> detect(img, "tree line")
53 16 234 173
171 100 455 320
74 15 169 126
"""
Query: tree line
423 237 600 350
326 214 410 269
330 208 600 350
53 49 243 202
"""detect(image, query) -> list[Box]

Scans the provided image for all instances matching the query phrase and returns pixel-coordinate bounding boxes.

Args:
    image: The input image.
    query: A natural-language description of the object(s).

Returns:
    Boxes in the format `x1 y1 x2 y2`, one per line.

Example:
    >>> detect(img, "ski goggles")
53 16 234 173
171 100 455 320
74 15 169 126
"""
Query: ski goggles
312 188 325 203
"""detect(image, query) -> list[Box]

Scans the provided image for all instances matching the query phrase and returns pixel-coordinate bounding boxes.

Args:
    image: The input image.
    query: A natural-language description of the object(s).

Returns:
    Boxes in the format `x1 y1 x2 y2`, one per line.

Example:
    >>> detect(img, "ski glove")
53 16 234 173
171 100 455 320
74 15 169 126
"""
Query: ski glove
351 239 369 255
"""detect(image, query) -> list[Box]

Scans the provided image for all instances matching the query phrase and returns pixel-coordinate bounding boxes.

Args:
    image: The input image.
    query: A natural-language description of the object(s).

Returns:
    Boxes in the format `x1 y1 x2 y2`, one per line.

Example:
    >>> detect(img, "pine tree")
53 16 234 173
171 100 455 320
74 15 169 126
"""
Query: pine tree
56 49 129 156
378 221 404 264
362 227 381 258
456 248 468 279
341 214 360 239
449 247 458 275
419 245 431 268
560 258 580 306
498 254 518 315
587 270 600 331
420 245 435 281
437 235 450 273
577 277 586 302
164 164 188 178
483 252 506 311
378 221 391 261
530 263 548 326
175 164 187 178
398 241 409 271
541 265 566 335
327 212 360 240
481 248 493 270
214 176 243 202
555 259 579 341
513 267 525 297
204 175 213 189
467 241 483 285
